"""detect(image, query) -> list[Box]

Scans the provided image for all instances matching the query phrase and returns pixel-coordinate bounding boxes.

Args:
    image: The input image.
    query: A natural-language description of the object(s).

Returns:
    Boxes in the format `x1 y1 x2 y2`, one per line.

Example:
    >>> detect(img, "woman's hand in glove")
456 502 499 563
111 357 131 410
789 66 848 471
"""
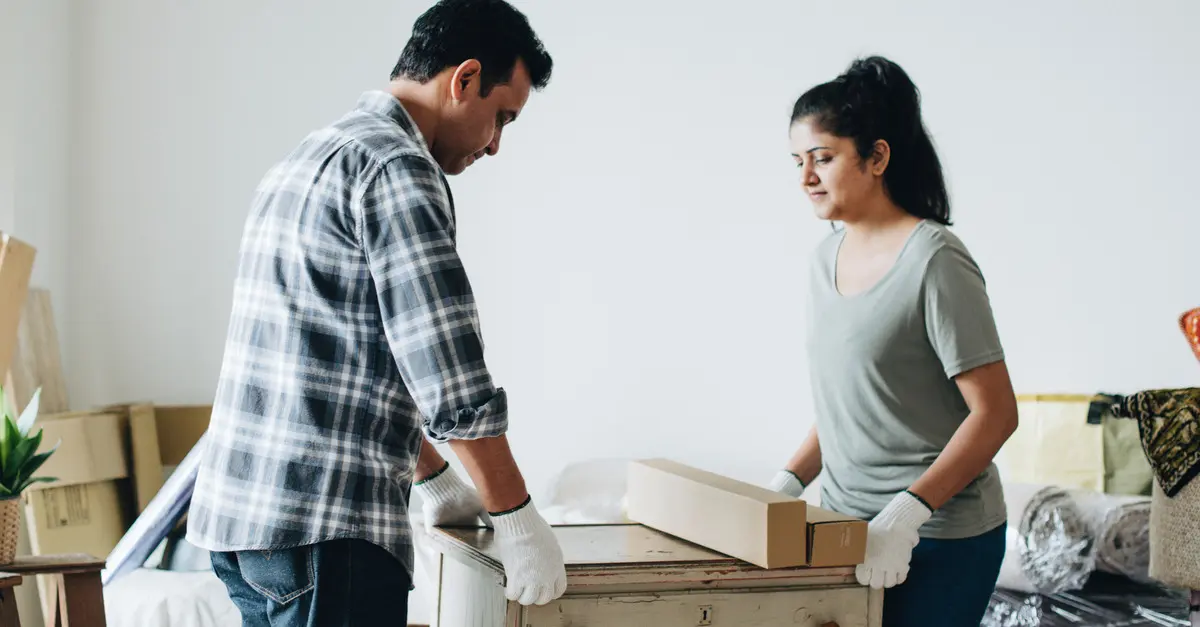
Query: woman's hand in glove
855 491 932 589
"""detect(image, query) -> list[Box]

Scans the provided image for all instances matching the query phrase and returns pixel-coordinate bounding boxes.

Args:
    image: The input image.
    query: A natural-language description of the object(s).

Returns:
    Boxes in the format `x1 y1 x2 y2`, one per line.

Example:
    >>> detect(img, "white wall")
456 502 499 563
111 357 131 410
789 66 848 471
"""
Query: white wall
66 0 1200 501
1 3 73 625
1 0 73 324
12 0 73 332
0 1 16 234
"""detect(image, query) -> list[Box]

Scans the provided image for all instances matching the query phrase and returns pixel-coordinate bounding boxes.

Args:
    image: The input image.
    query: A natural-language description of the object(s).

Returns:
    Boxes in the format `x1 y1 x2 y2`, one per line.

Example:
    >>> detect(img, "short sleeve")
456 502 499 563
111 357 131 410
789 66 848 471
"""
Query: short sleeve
922 245 1005 379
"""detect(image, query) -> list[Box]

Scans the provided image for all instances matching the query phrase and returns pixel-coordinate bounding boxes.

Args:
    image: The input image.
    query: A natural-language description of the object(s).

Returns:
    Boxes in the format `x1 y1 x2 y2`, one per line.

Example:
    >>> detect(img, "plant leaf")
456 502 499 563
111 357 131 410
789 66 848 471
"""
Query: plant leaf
0 483 11 498
0 416 17 470
21 446 58 482
4 428 42 486
3 433 35 486
17 387 41 435
15 476 56 493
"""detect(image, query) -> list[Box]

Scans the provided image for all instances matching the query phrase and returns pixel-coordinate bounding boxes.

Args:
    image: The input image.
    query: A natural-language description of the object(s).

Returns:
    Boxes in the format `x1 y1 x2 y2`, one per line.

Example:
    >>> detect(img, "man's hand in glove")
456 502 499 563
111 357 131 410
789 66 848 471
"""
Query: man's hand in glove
413 462 491 531
491 497 568 605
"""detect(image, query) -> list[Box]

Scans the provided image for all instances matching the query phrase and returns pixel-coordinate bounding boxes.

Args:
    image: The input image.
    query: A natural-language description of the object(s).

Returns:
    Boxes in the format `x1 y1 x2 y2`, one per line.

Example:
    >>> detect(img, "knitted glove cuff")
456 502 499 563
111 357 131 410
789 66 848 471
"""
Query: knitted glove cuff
491 496 545 536
876 491 933 531
769 470 806 498
413 463 469 505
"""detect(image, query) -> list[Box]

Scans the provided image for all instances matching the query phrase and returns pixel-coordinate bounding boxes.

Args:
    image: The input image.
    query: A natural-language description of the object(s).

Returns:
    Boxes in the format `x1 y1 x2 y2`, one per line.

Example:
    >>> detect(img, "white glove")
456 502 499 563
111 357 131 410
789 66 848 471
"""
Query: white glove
491 498 568 606
855 491 932 589
413 463 491 531
768 470 806 498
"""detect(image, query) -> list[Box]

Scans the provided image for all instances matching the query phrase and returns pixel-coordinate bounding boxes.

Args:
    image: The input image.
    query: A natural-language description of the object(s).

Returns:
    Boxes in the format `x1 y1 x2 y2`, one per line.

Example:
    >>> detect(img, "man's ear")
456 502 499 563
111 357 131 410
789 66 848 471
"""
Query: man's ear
871 139 891 176
449 59 483 103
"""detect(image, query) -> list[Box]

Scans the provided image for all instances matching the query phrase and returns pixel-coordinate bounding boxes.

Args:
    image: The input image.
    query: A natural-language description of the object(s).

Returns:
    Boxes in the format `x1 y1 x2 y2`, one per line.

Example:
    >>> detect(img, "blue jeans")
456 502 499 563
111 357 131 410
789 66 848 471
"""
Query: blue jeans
210 539 410 627
883 523 1006 627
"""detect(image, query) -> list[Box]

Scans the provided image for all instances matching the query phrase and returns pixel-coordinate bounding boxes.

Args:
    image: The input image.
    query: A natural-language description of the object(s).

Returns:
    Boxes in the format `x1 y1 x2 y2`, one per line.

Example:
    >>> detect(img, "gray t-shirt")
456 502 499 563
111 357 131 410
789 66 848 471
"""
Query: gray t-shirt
807 220 1007 539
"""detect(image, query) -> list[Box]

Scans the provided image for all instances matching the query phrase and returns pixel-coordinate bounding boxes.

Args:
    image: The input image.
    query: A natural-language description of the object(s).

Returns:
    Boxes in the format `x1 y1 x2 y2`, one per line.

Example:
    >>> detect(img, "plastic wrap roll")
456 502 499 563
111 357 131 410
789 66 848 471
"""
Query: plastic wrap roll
1069 489 1151 581
996 483 1096 594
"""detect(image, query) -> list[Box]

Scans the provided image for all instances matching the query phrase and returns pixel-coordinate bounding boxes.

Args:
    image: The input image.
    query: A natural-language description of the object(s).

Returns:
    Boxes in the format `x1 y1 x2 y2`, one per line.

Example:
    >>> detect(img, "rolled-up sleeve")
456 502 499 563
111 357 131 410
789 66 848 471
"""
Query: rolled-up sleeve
356 153 508 442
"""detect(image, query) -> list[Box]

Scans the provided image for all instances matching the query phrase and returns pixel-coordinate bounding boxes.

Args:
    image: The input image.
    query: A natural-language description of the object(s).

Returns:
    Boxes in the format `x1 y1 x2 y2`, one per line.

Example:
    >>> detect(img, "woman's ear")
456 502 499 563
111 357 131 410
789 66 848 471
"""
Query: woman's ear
871 139 891 176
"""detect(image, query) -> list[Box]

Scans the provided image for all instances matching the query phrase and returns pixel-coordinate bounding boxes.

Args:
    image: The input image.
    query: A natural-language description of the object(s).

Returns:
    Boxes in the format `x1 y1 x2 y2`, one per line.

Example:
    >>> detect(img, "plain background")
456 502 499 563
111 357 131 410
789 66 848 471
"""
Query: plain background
3 0 1199 513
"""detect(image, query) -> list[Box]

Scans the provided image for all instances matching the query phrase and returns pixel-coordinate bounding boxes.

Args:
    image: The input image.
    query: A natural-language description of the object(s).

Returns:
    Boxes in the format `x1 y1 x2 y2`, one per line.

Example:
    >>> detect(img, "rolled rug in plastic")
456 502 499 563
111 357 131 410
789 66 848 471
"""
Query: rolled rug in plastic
1069 489 1152 581
996 483 1096 594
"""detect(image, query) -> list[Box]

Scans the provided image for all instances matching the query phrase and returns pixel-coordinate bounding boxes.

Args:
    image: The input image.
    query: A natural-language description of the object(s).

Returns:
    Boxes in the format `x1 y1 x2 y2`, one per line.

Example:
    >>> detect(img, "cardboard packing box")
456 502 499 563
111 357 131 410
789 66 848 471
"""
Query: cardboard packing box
101 403 212 513
625 458 866 570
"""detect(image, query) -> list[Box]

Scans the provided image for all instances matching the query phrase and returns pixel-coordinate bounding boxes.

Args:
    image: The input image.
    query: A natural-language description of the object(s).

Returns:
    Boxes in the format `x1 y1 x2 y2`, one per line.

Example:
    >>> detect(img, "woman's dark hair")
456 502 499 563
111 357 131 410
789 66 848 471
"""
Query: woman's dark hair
790 56 950 225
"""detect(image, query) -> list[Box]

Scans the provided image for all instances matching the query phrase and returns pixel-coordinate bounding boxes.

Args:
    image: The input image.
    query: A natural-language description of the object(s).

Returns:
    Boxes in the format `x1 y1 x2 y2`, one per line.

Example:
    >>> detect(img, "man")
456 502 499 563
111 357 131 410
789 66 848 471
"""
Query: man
186 1 566 623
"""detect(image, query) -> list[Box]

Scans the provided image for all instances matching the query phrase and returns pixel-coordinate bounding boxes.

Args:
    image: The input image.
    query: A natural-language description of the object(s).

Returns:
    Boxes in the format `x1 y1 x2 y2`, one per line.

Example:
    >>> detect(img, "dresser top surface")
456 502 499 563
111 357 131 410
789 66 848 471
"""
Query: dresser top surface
429 523 740 568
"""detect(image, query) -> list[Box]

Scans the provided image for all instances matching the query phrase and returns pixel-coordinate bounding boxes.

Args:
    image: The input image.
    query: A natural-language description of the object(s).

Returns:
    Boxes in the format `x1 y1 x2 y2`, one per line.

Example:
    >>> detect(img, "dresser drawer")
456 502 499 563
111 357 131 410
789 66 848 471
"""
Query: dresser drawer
521 585 872 627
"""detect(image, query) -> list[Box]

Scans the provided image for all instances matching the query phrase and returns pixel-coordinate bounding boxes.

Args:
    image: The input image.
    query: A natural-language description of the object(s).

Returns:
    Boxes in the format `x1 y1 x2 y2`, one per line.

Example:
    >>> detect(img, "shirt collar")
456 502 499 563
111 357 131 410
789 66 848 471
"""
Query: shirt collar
354 90 431 154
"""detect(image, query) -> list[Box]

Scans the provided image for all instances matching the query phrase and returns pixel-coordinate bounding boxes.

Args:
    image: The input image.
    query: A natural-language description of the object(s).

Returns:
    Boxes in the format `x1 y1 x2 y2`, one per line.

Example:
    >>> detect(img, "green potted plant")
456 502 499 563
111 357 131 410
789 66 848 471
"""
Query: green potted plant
0 387 58 564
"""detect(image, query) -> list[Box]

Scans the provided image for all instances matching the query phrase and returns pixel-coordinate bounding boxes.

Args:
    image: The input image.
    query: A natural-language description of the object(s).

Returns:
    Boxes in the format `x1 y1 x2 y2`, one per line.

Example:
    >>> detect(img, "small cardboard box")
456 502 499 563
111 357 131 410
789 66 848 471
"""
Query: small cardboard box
805 505 867 567
625 458 807 569
24 482 133 561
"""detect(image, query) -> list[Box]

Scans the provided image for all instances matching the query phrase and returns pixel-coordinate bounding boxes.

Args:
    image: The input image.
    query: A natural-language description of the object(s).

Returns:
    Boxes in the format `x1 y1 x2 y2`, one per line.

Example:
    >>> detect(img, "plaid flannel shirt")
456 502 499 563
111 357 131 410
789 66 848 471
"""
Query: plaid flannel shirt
186 91 508 578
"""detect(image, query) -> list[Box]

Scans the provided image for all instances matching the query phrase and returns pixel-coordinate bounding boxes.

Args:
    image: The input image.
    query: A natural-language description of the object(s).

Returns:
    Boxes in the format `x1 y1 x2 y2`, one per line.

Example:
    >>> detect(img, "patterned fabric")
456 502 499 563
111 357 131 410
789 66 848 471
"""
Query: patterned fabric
1182 307 1200 364
186 91 508 578
1111 388 1200 498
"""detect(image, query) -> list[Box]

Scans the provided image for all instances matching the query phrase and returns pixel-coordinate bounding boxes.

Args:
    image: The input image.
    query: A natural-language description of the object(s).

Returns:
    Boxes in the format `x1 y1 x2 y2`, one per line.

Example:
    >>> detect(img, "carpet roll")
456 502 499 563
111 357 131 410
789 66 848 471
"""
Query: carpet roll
997 483 1096 594
1070 489 1151 582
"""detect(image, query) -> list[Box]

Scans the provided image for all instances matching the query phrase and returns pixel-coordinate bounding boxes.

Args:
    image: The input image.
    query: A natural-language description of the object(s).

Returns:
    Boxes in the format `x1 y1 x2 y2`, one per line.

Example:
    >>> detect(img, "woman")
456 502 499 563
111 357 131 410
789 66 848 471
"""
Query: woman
769 56 1018 627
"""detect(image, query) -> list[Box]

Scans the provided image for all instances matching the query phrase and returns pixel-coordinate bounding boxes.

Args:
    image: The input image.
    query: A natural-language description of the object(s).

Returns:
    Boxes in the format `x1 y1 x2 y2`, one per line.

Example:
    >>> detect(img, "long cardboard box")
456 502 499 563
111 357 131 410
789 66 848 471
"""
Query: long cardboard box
626 458 808 569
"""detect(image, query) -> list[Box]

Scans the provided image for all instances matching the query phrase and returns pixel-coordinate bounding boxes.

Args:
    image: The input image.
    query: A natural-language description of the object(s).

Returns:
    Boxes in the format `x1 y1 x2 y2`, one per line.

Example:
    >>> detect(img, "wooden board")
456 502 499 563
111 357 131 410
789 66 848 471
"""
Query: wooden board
1 555 105 576
0 233 36 383
9 288 68 413
5 288 71 624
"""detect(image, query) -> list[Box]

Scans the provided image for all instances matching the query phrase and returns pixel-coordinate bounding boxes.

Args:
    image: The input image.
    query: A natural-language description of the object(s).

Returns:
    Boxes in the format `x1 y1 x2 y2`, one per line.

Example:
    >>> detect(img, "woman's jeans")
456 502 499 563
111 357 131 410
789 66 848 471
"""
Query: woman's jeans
883 523 1007 627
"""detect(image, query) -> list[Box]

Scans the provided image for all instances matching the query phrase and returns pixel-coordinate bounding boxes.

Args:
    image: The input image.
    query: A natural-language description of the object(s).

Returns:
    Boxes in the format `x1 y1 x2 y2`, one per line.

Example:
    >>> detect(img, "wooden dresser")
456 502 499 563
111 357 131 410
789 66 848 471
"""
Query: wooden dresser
421 523 881 627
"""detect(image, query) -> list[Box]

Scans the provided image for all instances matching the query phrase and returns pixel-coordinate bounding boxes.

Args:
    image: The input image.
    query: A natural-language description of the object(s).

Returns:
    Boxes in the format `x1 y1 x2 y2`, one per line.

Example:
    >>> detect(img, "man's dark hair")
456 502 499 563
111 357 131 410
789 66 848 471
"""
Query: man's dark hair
390 0 553 96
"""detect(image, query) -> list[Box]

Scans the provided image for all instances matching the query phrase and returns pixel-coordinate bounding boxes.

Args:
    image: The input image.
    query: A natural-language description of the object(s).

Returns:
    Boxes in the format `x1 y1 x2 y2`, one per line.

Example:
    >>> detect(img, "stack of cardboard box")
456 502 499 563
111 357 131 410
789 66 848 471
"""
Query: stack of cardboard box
24 404 211 561
0 251 212 621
